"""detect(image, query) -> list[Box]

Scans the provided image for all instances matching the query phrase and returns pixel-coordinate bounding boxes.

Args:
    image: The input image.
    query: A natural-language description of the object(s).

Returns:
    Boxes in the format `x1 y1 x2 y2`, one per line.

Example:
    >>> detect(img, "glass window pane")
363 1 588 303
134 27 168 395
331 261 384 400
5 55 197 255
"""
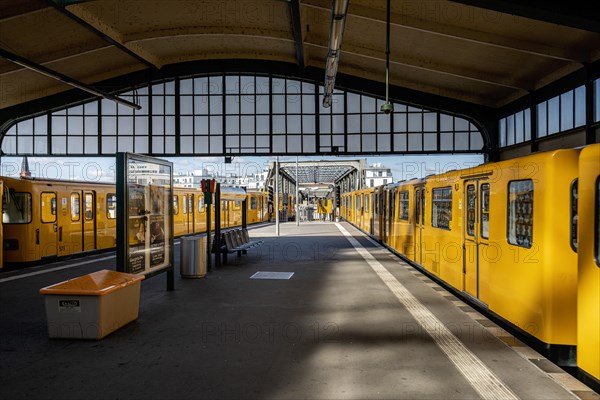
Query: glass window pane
241 95 255 114
537 102 547 137
226 95 239 114
548 96 560 134
423 113 437 132
508 180 533 248
348 134 360 152
481 184 490 239
272 95 285 114
432 187 452 230
574 86 586 127
332 115 344 133
361 96 375 112
408 134 422 151
68 136 83 153
195 96 209 114
394 113 407 132
524 109 531 141
377 113 390 132
303 115 315 134
408 113 422 132
362 114 376 133
441 132 454 151
348 115 360 133
180 78 193 94
347 93 361 113
499 118 506 147
515 111 524 143
560 90 574 131
181 96 193 114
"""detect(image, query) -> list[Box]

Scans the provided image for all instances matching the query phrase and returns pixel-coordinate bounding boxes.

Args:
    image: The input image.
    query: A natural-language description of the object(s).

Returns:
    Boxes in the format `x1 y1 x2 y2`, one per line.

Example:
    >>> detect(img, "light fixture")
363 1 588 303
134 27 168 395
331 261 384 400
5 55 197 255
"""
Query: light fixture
322 0 349 108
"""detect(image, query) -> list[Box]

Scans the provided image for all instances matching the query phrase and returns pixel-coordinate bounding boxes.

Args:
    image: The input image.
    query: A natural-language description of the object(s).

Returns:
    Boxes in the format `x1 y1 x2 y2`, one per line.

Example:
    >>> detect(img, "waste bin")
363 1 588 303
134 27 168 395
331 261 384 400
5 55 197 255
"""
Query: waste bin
180 236 207 278
39 270 144 339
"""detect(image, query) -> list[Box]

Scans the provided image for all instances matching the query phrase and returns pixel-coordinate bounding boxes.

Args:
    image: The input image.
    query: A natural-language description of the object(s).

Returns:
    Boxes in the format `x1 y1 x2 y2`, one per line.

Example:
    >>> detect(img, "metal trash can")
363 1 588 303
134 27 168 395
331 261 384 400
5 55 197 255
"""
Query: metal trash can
180 236 207 278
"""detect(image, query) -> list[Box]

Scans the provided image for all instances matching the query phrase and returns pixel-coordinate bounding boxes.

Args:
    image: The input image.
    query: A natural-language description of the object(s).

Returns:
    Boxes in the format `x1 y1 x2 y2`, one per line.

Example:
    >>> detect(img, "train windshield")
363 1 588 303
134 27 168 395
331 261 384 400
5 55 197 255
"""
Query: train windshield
2 190 32 224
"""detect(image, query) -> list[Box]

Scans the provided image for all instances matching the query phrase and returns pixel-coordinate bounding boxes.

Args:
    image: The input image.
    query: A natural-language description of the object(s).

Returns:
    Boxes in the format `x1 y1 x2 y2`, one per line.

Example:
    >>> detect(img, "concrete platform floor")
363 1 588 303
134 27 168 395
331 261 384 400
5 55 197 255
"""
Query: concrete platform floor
0 222 597 400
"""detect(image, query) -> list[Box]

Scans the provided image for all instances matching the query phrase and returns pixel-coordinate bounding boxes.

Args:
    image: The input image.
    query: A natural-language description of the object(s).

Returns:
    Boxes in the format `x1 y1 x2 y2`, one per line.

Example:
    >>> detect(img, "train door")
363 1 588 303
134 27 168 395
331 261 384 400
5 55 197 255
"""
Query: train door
187 194 194 233
357 194 363 228
373 192 379 238
66 191 83 254
82 191 96 251
414 186 425 264
181 194 188 234
388 189 395 244
463 180 489 302
40 191 58 258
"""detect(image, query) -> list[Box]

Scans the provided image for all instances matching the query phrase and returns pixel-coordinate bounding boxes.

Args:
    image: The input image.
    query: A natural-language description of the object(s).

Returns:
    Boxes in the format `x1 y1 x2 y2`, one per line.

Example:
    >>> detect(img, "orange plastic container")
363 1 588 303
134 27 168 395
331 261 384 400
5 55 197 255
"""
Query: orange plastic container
40 270 144 339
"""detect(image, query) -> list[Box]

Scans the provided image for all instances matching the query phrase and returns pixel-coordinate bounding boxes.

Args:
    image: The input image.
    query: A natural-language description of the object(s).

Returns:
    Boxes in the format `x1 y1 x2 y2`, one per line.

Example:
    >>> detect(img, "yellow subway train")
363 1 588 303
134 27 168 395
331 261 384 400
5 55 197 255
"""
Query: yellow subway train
0 176 270 268
341 144 600 391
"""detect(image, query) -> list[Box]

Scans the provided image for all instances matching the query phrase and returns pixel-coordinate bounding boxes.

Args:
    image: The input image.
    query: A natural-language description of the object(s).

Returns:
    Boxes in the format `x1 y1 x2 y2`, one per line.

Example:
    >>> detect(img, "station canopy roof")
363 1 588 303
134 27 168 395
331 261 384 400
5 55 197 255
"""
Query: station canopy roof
2 0 600 113
269 159 364 185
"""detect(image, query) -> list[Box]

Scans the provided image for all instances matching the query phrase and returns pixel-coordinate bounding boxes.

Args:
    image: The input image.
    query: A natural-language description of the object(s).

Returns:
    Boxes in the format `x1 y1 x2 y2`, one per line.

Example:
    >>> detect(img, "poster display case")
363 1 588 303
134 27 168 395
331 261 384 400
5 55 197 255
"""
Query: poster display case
116 153 174 289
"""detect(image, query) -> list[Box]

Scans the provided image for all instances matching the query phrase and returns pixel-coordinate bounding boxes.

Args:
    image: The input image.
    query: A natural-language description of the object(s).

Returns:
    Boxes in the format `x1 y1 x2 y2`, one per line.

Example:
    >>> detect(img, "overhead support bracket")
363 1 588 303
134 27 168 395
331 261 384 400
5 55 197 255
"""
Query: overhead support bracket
0 48 141 110
289 0 305 70
46 0 157 70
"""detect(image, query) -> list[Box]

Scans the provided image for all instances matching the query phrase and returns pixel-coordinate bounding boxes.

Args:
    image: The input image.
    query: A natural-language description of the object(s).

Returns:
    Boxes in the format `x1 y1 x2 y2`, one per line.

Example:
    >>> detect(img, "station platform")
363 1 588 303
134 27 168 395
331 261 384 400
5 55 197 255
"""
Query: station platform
1 221 598 400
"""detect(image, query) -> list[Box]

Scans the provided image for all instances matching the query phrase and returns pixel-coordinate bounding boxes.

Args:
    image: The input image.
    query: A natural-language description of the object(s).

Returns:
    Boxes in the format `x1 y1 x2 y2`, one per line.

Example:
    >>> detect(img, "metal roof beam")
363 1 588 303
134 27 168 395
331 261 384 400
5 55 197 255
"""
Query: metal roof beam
289 0 305 69
45 0 157 70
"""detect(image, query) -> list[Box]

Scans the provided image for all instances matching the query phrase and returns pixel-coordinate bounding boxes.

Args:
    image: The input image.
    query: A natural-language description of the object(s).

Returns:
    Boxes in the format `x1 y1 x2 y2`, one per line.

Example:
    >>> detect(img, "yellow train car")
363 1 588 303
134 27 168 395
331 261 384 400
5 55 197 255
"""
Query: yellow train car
1 178 269 268
356 148 582 366
577 143 600 390
383 180 419 262
348 187 374 233
246 190 269 224
340 191 353 223
2 176 117 264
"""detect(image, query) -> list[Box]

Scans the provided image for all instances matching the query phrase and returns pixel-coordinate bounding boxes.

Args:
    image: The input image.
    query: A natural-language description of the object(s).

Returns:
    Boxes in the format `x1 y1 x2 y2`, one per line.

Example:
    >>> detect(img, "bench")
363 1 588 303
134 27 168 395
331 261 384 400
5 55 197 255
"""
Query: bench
214 228 263 263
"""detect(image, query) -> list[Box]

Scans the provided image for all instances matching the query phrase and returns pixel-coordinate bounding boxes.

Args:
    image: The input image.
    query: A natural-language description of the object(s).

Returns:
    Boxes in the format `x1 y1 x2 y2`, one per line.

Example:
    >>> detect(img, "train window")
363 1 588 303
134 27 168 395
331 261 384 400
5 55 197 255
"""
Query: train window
41 192 57 223
398 191 409 220
250 197 257 210
84 194 94 220
356 195 361 210
481 184 490 239
173 195 179 215
188 196 193 214
365 195 370 211
432 187 452 230
235 201 241 208
198 197 205 212
507 180 533 248
182 195 187 214
466 185 475 236
571 179 578 251
71 193 80 221
107 193 117 219
3 192 32 224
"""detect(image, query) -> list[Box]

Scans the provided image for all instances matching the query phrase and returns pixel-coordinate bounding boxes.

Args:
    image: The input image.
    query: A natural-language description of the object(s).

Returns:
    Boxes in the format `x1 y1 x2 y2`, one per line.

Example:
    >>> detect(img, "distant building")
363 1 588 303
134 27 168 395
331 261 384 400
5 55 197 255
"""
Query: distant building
174 169 267 190
364 163 393 187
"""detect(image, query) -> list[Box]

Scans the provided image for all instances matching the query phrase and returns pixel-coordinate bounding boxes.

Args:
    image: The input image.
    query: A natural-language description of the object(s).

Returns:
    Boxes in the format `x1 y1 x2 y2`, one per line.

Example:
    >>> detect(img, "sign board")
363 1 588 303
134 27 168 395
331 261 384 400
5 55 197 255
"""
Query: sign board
116 153 174 287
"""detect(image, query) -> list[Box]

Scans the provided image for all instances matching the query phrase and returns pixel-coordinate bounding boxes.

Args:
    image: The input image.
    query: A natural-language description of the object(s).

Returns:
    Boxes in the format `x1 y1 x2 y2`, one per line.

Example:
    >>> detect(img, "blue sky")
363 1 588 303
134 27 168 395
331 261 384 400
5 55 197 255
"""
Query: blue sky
0 153 484 183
